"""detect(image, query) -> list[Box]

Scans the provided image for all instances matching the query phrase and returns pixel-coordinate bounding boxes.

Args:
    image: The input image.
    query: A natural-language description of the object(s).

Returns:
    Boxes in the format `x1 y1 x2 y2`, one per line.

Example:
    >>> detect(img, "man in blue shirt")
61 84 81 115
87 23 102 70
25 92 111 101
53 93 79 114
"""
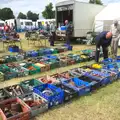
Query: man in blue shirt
95 31 112 62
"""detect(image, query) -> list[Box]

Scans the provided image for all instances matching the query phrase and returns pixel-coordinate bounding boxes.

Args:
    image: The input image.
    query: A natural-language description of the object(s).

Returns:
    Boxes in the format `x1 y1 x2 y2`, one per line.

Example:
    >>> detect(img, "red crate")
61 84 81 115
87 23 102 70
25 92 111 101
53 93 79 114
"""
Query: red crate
0 98 30 120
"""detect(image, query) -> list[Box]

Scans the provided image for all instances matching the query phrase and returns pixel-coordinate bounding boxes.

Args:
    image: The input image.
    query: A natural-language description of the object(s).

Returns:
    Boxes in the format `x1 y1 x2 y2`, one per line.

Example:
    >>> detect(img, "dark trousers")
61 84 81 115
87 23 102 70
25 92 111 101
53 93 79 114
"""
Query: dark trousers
95 46 108 62
66 34 71 45
50 32 56 46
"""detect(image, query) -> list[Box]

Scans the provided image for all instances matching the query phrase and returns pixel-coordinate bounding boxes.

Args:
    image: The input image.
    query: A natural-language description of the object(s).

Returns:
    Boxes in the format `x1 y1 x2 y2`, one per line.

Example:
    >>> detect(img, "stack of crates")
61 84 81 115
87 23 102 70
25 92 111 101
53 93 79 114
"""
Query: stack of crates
33 84 64 108
21 92 48 117
62 77 91 96
4 55 17 63
0 98 30 120
20 79 42 91
59 54 68 67
67 54 81 63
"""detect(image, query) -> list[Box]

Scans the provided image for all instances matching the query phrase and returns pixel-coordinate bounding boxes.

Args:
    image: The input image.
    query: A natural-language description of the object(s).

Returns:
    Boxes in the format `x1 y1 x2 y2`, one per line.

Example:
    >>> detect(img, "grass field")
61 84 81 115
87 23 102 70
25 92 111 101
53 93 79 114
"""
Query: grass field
1 33 120 120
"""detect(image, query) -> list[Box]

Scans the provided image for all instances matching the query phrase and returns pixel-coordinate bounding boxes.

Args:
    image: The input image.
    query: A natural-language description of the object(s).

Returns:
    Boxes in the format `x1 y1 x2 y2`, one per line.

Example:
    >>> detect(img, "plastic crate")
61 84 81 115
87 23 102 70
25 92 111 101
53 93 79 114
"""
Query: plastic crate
101 58 113 65
20 79 42 91
78 76 101 91
21 92 48 117
35 63 50 72
0 89 11 102
23 63 40 75
62 77 91 96
38 76 60 85
26 51 38 57
56 83 78 102
84 70 111 86
0 98 30 120
0 72 4 82
33 84 64 108
4 84 31 98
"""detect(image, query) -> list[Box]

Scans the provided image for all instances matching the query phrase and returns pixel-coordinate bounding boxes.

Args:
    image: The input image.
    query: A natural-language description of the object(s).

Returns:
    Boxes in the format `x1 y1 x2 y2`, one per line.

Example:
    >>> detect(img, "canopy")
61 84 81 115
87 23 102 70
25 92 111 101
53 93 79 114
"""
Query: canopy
95 3 120 21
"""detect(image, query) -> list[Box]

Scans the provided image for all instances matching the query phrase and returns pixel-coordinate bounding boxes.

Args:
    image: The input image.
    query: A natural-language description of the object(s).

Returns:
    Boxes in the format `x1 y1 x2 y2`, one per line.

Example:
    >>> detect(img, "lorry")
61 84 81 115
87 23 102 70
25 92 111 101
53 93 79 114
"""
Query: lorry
5 19 34 32
55 0 105 40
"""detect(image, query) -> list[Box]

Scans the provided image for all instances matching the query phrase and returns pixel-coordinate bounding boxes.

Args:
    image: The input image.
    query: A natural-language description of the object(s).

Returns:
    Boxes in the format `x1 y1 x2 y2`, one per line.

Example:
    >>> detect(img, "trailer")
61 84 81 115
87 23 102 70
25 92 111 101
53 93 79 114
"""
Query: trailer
55 0 105 40
5 19 34 32
0 20 5 31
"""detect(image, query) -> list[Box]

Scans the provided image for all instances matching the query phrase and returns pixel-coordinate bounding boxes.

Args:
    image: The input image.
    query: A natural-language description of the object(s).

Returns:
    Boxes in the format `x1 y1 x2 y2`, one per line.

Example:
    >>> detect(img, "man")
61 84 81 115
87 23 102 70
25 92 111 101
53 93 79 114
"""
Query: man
110 20 120 59
4 22 10 33
65 20 73 45
50 21 56 46
95 31 112 62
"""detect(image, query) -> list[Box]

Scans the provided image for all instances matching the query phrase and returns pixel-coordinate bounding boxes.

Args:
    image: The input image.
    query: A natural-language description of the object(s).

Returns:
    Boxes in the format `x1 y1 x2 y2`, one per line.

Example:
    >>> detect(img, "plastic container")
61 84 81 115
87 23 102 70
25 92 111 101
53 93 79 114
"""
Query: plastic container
38 76 60 85
102 58 113 65
62 77 91 96
21 92 48 117
84 70 111 86
0 98 30 120
4 84 31 98
20 79 42 91
56 83 78 102
33 84 64 108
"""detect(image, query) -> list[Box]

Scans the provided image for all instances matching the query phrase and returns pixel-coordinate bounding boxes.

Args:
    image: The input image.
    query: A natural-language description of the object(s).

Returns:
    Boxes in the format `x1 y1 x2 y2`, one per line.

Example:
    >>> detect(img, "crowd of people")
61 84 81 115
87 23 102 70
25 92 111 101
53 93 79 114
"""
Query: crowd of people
95 20 120 62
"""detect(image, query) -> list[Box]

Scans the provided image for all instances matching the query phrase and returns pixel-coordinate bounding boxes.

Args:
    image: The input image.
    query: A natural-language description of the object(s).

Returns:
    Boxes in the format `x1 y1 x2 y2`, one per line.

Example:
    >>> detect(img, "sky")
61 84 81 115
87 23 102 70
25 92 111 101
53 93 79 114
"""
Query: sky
0 0 120 18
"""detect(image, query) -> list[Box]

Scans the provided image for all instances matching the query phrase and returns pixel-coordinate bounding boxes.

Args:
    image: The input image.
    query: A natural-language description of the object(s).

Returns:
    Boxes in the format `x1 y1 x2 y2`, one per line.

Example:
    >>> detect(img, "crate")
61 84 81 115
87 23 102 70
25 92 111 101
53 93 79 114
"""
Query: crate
38 76 60 85
84 70 111 86
21 92 48 117
20 79 42 91
4 84 31 98
23 63 40 75
67 58 76 66
0 72 4 82
33 84 64 108
0 89 11 102
62 77 91 96
101 58 113 65
78 76 101 91
56 83 78 102
0 98 30 120
25 51 38 57
4 56 17 63
15 54 24 61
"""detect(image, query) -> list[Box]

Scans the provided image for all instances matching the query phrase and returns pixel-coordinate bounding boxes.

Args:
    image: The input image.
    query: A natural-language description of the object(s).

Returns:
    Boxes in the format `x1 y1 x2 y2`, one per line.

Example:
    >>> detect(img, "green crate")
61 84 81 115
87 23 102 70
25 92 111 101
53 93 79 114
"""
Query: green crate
20 79 42 91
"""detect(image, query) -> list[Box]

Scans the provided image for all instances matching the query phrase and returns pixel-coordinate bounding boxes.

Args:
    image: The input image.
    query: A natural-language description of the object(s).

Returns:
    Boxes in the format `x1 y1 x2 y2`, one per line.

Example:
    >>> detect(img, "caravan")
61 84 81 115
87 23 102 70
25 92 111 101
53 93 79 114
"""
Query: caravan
5 19 34 31
0 20 5 30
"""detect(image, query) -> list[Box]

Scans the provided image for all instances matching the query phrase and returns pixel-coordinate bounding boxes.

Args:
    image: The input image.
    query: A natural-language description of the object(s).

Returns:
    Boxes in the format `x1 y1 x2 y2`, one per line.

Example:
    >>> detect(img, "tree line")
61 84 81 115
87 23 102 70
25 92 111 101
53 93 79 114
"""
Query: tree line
0 1 102 21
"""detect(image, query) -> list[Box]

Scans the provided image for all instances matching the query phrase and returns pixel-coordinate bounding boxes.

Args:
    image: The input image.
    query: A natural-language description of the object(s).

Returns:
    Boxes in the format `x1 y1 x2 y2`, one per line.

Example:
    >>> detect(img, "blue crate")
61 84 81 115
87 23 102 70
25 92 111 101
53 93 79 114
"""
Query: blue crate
33 84 64 108
26 51 38 57
43 49 52 54
101 58 113 65
103 63 120 78
84 70 111 86
45 55 58 60
62 77 91 96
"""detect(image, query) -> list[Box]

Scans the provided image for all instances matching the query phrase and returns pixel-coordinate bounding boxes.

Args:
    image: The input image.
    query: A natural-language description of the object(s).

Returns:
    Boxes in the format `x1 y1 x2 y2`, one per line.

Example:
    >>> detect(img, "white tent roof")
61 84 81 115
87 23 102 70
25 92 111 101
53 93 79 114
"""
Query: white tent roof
95 3 120 21
0 20 4 23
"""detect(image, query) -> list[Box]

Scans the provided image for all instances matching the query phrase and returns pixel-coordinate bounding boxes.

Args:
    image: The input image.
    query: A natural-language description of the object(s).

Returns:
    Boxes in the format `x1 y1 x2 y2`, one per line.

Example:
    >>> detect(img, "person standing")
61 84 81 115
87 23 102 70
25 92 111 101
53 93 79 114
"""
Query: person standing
50 21 56 46
65 20 73 45
4 22 10 33
110 20 120 59
95 31 112 62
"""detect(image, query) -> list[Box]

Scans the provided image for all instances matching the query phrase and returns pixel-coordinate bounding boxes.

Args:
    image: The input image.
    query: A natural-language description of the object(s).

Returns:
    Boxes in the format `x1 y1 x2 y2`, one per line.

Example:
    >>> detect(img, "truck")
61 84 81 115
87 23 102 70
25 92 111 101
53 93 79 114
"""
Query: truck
55 0 105 40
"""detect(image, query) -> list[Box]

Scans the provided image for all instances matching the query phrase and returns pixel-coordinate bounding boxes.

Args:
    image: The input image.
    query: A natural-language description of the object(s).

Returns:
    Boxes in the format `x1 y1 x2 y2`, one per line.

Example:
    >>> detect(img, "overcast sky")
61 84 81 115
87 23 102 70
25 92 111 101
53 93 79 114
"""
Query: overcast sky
0 0 120 18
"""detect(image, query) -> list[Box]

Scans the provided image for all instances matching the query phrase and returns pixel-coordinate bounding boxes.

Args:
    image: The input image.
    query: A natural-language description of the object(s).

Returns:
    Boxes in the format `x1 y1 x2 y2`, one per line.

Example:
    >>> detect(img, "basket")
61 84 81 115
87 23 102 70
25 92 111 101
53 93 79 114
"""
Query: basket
21 92 48 117
20 79 42 91
33 84 64 108
62 77 91 96
56 83 78 102
0 98 30 120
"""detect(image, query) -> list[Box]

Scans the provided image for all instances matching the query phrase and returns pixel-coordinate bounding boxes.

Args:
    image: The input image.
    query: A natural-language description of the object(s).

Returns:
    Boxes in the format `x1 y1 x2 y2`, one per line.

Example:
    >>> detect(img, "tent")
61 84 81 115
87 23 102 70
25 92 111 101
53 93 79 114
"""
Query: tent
94 3 120 32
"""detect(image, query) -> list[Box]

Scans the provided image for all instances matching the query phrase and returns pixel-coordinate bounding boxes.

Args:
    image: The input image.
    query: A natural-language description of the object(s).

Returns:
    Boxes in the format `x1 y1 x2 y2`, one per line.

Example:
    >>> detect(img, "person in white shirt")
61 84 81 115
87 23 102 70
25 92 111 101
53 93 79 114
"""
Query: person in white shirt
110 20 120 59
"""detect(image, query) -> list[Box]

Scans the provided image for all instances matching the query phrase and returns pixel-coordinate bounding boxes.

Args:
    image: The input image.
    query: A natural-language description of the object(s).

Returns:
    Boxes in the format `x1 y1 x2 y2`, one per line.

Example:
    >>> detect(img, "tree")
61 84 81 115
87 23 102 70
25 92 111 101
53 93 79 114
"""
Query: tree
27 11 39 21
89 0 103 5
17 12 27 19
0 8 14 20
42 3 55 19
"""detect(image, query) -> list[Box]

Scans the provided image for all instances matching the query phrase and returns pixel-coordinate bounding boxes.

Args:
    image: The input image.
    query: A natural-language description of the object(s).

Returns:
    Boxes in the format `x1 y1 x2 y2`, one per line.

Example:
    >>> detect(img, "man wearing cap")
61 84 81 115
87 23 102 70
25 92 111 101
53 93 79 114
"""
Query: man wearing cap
110 20 120 59
65 20 73 45
95 31 112 62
